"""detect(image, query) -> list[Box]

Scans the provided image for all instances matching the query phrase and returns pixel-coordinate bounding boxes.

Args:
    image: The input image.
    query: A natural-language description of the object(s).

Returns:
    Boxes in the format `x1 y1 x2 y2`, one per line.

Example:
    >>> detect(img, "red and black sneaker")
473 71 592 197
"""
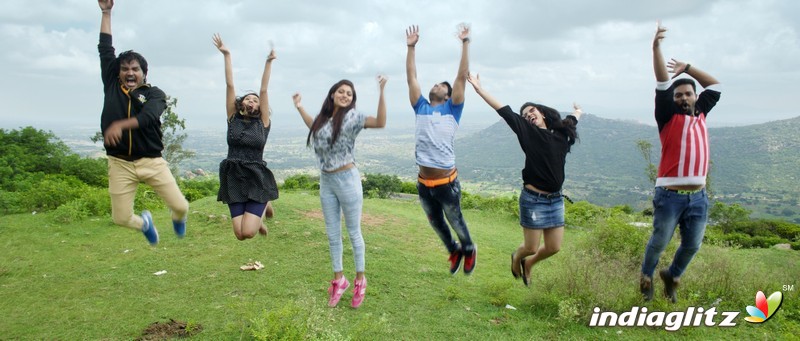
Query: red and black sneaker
463 245 477 275
448 249 463 275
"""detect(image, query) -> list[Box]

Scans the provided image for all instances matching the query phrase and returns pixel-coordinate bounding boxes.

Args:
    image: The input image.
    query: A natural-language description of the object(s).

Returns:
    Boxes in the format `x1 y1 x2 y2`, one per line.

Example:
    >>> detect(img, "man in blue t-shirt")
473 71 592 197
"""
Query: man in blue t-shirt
405 24 476 275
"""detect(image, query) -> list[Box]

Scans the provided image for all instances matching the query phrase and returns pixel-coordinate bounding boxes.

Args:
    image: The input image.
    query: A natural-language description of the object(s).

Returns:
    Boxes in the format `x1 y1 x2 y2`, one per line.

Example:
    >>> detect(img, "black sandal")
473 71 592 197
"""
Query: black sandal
520 257 529 287
511 252 520 279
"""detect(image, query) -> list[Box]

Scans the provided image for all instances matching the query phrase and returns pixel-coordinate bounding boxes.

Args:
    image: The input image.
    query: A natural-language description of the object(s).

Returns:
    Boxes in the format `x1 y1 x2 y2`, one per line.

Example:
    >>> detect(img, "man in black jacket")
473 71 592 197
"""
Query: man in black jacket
97 0 188 245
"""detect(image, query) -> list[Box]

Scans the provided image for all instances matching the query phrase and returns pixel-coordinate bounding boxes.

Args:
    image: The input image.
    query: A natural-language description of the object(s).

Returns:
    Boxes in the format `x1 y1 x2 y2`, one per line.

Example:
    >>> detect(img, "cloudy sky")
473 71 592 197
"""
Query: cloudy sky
1 0 798 131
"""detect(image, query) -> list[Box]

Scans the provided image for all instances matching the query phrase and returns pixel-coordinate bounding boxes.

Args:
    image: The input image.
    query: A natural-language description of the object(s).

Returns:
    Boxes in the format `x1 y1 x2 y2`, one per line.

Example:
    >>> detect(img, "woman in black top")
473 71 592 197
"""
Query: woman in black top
467 73 582 286
213 34 279 240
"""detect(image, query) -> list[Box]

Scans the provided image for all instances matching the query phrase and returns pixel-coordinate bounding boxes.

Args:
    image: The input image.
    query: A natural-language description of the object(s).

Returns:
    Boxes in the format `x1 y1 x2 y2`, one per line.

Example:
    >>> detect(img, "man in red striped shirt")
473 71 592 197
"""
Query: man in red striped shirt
640 22 721 303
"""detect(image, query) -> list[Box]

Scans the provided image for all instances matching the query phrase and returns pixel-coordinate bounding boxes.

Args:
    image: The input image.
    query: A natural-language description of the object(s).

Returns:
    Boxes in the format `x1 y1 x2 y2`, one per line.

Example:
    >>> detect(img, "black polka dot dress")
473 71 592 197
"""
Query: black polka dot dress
217 114 279 204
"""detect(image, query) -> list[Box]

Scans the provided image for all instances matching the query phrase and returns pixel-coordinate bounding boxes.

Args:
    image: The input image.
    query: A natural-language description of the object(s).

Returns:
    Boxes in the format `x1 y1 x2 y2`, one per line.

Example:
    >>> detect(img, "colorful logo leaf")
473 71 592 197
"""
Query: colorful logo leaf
744 291 783 323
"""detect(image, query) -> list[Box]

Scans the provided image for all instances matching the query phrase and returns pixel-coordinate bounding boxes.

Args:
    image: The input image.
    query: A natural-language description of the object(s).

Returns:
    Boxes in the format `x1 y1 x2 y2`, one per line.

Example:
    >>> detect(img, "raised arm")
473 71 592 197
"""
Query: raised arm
292 93 313 129
405 25 422 106
212 34 237 119
259 48 276 128
571 103 584 121
667 59 720 88
98 0 113 34
652 21 669 83
365 75 388 128
466 72 504 110
450 23 470 105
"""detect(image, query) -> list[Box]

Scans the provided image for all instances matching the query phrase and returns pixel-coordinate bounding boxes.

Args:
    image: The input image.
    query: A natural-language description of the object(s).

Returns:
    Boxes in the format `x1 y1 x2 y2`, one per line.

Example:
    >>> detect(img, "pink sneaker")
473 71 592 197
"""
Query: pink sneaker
327 277 349 307
351 277 367 308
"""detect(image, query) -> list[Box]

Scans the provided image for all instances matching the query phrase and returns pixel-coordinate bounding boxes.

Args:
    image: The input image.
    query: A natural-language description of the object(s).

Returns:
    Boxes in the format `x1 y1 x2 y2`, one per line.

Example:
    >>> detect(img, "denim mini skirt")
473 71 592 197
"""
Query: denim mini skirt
519 186 565 229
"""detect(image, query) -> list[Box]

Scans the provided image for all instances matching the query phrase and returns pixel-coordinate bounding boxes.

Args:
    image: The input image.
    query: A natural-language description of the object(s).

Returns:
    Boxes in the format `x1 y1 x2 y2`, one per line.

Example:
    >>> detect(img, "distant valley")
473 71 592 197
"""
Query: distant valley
53 115 800 222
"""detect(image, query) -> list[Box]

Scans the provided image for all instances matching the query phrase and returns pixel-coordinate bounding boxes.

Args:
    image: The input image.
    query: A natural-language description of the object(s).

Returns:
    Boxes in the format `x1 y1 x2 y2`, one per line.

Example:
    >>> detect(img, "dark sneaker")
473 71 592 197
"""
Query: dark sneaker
463 245 477 275
172 218 186 238
640 274 653 301
659 269 679 303
141 210 159 246
448 249 463 275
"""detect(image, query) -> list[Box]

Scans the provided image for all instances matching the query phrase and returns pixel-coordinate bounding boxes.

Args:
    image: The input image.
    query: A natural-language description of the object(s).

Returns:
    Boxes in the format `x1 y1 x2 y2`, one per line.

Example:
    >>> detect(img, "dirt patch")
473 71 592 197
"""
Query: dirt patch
361 212 387 226
302 209 324 220
301 209 387 226
138 319 202 340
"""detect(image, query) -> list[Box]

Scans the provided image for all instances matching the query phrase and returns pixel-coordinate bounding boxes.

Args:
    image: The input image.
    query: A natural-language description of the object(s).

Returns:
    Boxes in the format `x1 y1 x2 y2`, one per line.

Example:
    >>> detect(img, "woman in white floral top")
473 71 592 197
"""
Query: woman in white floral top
292 76 387 308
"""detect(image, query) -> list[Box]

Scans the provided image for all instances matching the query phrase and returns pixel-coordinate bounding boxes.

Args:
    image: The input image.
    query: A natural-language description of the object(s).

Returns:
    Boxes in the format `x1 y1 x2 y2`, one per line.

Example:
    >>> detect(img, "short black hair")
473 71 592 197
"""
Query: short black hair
117 50 148 75
441 81 452 97
671 78 696 93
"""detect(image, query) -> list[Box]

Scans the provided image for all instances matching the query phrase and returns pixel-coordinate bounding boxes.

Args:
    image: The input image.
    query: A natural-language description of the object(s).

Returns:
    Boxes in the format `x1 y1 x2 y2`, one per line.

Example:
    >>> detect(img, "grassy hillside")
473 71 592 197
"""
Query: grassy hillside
1 192 798 339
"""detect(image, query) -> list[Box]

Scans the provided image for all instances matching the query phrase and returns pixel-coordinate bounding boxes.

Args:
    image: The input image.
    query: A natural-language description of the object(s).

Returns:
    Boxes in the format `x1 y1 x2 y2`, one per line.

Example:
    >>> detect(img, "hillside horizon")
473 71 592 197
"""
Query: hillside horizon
39 113 800 223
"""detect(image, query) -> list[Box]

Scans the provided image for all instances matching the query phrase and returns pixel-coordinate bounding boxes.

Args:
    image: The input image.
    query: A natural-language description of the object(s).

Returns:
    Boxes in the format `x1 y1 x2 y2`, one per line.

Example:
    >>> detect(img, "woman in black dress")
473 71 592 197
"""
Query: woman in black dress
213 33 279 240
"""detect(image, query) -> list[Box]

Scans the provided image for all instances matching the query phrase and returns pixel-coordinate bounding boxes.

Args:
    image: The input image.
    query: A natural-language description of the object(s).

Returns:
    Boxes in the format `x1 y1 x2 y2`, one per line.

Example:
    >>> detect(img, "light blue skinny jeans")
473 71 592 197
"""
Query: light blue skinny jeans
319 167 365 273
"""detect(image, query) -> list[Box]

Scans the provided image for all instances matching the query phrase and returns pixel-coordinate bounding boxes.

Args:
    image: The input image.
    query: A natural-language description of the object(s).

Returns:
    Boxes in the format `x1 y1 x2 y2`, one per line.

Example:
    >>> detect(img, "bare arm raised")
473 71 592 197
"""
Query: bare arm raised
364 75 388 128
259 48 276 128
450 23 470 105
466 72 503 110
212 34 237 120
405 25 422 106
292 93 313 129
667 58 720 88
571 103 584 121
652 21 669 83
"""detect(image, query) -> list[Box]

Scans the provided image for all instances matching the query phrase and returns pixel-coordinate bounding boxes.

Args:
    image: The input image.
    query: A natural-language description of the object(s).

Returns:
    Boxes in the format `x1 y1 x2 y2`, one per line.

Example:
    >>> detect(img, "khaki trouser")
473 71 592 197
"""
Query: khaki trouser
108 156 189 230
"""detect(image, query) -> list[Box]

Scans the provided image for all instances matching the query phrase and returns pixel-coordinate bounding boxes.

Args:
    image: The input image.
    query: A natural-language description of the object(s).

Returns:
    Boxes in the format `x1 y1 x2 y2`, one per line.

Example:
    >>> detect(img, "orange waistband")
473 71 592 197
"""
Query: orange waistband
418 170 458 188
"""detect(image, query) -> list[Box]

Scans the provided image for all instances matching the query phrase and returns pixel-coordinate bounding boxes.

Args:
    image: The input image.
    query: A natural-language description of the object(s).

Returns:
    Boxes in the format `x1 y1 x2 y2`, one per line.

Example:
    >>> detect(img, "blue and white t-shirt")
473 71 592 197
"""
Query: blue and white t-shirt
312 108 367 172
413 95 463 169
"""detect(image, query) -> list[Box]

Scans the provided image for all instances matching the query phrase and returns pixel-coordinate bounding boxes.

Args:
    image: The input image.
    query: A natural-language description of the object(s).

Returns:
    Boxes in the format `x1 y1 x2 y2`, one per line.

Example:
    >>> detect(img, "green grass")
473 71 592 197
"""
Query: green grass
1 191 798 339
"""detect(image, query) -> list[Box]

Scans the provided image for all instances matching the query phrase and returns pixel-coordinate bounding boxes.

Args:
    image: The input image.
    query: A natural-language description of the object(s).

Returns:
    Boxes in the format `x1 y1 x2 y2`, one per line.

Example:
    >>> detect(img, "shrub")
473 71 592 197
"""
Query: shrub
50 187 110 223
134 185 167 212
60 155 107 188
586 217 650 268
565 201 609 228
362 173 402 199
179 177 219 202
80 187 112 217
709 201 751 226
17 174 89 212
51 199 90 224
399 180 417 194
0 190 20 214
460 191 517 216
281 174 319 190
249 298 346 341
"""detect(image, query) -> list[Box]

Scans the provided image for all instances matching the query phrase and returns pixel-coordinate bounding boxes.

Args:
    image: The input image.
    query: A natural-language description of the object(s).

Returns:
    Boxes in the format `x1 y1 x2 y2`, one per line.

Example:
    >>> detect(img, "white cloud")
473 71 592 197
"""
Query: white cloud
0 0 798 130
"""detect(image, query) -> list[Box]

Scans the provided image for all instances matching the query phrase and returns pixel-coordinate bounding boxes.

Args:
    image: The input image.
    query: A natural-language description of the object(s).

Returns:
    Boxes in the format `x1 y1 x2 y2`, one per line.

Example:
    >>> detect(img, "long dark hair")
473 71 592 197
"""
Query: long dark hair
520 102 579 148
306 80 357 146
235 92 260 117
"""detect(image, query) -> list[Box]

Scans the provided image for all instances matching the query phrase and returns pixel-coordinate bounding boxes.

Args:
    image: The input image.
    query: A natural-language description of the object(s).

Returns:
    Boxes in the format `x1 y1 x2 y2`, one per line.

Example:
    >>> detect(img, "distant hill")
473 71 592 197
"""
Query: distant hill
457 113 800 221
49 114 800 221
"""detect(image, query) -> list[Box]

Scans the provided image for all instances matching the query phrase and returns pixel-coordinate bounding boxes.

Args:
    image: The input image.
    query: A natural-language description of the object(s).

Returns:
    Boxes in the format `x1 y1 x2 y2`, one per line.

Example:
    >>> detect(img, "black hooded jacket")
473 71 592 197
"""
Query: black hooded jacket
98 33 166 159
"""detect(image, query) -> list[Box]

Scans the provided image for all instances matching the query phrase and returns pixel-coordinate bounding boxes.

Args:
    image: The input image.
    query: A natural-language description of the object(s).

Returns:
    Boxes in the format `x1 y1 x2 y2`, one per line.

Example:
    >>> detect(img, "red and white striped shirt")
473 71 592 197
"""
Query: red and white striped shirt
654 81 721 187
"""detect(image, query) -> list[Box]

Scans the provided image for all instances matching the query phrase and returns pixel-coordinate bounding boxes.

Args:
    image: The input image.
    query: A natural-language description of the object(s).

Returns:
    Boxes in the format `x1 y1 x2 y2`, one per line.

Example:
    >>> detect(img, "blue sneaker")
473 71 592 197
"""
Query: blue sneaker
172 218 186 238
141 210 159 245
